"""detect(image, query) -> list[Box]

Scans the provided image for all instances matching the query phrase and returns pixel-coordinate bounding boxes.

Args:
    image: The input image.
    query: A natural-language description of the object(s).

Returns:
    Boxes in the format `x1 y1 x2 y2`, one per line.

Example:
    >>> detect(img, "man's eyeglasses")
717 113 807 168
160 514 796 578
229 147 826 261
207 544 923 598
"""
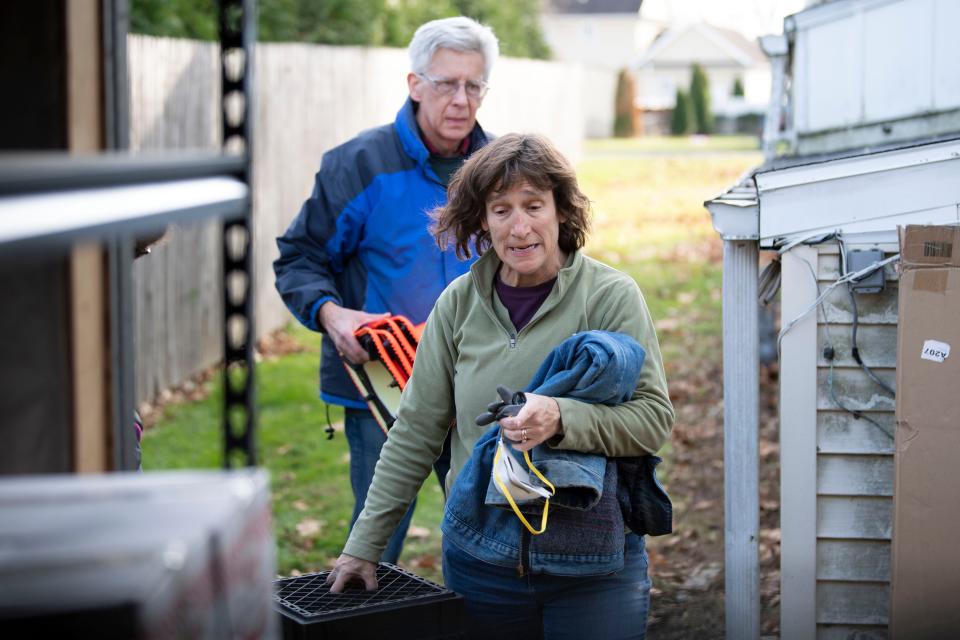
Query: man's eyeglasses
417 73 489 99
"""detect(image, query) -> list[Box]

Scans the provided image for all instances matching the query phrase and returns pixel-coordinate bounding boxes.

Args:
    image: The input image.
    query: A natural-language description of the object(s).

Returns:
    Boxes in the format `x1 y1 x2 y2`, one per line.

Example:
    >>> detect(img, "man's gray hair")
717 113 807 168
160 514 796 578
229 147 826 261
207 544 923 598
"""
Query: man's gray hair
408 16 499 81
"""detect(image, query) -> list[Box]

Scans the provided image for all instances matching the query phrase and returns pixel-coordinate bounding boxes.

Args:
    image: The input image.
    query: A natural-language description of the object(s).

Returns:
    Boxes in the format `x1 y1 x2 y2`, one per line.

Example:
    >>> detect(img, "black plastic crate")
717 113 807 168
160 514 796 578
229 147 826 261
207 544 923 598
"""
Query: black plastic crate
274 563 465 640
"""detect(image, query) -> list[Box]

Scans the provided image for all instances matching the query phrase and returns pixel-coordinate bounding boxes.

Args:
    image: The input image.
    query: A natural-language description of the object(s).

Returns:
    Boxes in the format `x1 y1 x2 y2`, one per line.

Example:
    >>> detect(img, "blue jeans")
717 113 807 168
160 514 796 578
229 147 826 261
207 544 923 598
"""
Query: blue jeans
345 408 450 564
442 532 651 639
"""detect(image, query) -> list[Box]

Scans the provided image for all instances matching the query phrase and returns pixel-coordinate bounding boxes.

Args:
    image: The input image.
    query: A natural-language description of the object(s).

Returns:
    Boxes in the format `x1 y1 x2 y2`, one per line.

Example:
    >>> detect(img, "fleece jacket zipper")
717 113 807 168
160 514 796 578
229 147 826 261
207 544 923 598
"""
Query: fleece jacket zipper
518 527 531 577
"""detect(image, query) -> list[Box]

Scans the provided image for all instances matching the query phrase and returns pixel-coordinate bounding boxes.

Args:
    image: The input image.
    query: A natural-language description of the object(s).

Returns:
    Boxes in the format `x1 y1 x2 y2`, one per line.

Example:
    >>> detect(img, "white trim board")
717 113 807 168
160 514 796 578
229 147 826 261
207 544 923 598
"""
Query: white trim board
755 139 960 246
779 245 820 640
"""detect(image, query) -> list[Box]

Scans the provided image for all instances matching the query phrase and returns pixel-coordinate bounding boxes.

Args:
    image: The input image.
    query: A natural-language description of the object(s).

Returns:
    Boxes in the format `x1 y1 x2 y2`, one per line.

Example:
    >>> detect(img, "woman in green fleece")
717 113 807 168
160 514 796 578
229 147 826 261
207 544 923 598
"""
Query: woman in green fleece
328 133 674 639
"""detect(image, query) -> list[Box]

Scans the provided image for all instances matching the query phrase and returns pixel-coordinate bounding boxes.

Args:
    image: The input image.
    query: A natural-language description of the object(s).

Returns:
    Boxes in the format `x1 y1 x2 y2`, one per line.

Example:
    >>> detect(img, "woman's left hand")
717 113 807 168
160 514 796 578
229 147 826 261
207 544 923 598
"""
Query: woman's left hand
499 393 563 452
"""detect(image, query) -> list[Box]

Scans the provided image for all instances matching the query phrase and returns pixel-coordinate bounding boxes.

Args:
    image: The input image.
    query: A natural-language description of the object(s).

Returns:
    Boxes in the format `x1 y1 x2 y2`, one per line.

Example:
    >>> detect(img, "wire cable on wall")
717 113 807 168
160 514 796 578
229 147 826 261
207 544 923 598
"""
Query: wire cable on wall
778 235 895 442
809 254 894 441
836 236 897 399
777 251 900 354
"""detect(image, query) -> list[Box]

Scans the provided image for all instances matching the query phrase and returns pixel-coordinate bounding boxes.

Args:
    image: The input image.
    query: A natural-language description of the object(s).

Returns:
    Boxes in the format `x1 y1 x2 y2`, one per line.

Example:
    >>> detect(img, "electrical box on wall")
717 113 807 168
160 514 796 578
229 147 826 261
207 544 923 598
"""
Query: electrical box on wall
846 248 886 294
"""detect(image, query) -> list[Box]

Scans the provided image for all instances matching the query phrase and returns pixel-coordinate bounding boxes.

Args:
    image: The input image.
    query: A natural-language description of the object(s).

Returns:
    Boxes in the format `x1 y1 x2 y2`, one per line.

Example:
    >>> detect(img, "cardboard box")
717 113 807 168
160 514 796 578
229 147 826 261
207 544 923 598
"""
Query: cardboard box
891 224 960 639
0 470 279 639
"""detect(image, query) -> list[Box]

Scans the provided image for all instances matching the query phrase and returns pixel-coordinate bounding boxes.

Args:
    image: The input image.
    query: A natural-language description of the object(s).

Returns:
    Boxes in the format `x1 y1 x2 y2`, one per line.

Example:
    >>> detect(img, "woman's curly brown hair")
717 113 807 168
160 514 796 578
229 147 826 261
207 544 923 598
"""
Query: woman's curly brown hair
432 133 591 259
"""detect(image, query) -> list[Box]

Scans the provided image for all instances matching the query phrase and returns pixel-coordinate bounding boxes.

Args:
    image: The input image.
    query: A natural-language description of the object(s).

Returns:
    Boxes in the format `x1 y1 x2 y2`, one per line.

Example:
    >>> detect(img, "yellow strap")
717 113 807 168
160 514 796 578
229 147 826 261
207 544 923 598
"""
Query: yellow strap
492 441 556 536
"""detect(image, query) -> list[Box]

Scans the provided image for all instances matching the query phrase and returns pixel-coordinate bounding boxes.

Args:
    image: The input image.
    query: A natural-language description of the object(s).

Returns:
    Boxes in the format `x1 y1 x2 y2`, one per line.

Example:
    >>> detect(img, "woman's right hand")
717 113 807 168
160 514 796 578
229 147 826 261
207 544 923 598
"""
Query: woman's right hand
325 553 379 592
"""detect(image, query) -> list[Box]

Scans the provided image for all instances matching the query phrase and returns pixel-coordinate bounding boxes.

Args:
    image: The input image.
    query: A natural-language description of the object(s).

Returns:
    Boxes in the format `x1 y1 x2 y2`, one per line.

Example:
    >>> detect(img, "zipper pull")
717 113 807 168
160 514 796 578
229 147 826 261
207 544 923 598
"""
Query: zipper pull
509 335 517 349
517 561 525 577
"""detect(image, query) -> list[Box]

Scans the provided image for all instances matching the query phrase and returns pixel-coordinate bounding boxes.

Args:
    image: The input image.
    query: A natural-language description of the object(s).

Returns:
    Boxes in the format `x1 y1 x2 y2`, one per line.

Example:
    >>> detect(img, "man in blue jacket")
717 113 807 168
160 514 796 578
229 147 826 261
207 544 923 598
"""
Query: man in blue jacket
274 16 498 564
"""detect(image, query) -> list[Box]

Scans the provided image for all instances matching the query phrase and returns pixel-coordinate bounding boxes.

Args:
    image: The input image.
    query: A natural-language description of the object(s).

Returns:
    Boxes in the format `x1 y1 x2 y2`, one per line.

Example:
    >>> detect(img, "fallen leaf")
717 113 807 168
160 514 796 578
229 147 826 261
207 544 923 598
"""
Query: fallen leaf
682 562 722 591
656 317 681 332
276 444 292 456
407 525 431 539
760 528 781 543
410 554 437 570
292 500 309 512
295 518 323 538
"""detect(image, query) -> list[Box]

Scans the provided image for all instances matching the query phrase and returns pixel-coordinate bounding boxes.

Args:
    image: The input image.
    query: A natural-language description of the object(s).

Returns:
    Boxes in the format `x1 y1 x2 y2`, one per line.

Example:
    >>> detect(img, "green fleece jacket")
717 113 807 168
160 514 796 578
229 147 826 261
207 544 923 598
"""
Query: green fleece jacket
343 249 675 562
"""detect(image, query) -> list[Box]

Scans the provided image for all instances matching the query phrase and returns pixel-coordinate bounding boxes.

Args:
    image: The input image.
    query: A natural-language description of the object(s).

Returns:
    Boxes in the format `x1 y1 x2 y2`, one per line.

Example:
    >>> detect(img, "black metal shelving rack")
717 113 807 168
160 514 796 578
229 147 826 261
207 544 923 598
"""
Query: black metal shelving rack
0 0 258 470
219 0 257 468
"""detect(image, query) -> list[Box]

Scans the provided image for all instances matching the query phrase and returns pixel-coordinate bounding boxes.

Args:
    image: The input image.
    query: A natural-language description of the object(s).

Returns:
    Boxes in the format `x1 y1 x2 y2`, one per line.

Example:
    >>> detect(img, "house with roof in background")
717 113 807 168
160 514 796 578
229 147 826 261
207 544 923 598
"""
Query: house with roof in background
540 0 774 137
632 21 772 135
539 0 649 137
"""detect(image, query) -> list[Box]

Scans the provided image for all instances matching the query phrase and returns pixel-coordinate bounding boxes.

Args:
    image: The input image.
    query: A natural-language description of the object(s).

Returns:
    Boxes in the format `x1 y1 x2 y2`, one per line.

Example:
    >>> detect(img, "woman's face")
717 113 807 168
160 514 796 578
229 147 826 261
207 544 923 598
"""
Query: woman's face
482 181 566 287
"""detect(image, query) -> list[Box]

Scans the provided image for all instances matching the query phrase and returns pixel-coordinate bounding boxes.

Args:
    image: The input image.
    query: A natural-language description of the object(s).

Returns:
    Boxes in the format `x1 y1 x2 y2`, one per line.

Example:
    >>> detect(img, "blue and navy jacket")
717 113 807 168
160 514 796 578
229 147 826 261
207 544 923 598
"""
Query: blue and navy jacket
273 99 490 407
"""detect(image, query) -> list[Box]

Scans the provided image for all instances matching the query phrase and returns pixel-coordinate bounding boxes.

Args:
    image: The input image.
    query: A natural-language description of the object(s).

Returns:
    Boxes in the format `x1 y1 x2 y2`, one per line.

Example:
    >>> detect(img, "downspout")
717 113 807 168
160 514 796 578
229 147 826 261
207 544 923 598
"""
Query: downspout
759 34 789 161
706 189 760 640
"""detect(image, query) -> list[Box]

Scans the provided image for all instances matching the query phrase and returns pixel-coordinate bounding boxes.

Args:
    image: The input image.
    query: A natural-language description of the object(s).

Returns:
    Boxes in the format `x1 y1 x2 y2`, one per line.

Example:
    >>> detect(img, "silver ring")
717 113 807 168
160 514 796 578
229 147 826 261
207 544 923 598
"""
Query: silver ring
521 428 528 442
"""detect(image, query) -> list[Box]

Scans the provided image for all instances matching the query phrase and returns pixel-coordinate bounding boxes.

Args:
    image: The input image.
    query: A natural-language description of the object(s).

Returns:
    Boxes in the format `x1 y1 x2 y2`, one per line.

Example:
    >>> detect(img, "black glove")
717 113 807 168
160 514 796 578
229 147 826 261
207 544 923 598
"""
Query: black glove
475 385 527 426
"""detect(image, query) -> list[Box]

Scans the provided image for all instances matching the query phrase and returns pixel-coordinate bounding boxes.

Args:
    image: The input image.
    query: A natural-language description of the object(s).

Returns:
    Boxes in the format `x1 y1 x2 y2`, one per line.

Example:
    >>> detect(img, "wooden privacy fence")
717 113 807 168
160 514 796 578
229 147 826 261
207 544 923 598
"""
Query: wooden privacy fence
128 35 602 403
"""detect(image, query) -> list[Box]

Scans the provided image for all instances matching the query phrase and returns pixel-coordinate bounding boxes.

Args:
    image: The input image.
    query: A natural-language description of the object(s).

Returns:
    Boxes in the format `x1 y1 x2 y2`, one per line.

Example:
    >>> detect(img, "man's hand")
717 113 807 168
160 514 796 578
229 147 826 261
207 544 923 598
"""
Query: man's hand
325 553 379 592
499 392 563 453
318 302 389 364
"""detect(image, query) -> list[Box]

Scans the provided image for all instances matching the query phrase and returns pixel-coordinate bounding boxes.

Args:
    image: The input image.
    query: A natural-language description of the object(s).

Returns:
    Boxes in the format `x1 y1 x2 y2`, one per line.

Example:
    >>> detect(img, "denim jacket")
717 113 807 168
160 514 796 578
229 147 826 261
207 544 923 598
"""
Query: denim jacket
483 331 644 511
443 331 672 576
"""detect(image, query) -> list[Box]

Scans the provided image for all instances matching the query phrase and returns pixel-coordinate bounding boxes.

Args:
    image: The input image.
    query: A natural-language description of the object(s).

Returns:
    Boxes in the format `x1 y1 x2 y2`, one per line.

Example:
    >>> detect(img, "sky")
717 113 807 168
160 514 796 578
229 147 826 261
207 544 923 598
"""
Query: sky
641 0 810 39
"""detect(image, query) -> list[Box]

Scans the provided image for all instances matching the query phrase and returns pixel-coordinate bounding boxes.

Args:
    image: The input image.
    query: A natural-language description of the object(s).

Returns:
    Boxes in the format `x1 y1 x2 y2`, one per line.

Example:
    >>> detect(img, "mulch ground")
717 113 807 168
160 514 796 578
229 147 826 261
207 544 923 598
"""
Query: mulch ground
645 340 781 640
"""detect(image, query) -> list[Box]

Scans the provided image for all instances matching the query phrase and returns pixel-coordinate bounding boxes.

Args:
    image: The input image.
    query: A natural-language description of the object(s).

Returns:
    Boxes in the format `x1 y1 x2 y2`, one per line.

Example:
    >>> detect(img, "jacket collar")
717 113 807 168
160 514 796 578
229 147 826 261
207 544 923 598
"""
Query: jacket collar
471 249 583 329
394 97 490 178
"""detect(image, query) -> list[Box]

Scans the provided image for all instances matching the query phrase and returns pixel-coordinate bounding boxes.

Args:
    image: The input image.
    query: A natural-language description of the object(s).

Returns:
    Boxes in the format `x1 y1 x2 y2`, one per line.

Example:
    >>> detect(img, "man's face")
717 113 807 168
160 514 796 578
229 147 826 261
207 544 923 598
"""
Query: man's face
408 48 486 157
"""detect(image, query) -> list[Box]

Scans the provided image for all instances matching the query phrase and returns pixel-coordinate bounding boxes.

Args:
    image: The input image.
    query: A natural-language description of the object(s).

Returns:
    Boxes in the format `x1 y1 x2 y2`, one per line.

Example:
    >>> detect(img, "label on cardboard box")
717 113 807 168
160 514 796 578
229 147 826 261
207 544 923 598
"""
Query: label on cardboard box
921 339 950 363
899 224 960 267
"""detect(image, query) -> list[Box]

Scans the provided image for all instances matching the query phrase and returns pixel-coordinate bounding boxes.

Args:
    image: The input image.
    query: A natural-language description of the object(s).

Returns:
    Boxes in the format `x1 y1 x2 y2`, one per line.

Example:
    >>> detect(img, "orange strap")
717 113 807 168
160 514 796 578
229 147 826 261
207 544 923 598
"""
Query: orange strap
376 327 413 377
355 327 409 388
352 315 424 389
380 317 417 362
388 316 422 356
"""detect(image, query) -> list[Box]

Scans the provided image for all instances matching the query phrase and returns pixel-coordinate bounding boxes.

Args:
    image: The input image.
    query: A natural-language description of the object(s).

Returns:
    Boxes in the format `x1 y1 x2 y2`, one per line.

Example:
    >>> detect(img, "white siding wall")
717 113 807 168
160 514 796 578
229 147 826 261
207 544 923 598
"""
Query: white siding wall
791 0 960 151
539 14 629 138
579 65 618 138
540 14 639 70
635 66 688 110
781 243 897 640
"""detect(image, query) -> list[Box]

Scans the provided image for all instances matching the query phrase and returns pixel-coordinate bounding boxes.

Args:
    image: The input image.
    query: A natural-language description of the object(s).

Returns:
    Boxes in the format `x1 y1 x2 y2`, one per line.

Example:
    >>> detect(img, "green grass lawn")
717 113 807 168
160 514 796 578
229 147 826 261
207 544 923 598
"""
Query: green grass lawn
143 142 761 584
